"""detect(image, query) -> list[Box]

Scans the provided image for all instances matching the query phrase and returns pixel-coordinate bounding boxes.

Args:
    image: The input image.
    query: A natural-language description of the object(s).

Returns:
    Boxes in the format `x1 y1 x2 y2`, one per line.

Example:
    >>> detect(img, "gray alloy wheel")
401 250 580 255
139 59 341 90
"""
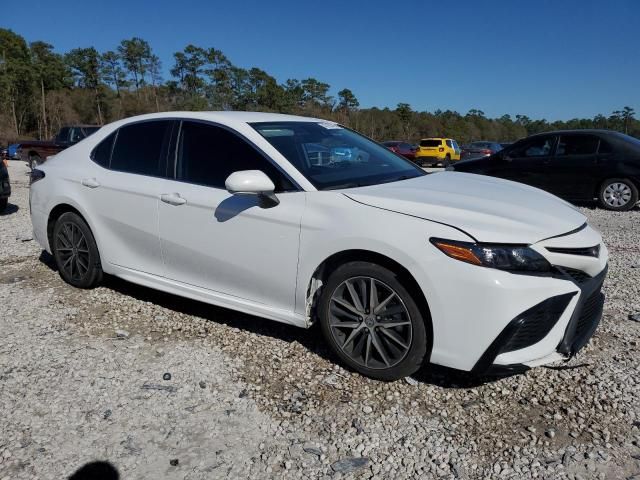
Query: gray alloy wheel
55 221 91 282
52 211 103 288
603 182 632 208
328 276 413 370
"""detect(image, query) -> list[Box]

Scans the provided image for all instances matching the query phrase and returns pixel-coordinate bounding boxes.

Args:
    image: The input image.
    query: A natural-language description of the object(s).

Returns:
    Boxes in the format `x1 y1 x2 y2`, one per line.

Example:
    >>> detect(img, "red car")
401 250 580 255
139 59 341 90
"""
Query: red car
382 141 417 161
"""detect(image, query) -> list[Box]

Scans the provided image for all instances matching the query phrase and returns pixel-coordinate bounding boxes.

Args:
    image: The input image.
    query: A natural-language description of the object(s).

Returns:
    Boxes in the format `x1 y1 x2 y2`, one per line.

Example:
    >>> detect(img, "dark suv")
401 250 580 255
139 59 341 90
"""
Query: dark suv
450 130 640 211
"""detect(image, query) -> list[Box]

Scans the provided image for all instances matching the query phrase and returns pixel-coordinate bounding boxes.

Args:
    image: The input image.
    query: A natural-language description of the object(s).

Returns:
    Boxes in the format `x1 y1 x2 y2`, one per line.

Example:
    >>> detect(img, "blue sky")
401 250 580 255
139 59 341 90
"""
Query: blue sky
4 0 638 120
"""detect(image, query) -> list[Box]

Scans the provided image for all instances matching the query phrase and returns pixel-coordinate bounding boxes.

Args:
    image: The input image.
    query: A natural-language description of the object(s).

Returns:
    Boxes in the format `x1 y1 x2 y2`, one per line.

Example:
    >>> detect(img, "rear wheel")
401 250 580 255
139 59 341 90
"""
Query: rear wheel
598 178 638 211
442 154 451 167
52 212 103 288
318 261 429 381
29 154 41 170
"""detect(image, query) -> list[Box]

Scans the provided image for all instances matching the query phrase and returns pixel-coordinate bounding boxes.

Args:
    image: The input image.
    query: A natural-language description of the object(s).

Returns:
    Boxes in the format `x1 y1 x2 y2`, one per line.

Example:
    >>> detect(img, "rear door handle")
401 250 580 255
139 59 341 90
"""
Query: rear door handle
81 178 100 188
160 193 186 206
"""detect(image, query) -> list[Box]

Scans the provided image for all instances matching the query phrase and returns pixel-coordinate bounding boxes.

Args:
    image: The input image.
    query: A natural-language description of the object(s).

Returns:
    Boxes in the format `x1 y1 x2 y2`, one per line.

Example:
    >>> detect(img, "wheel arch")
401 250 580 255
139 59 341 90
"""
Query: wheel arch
305 249 433 347
47 203 86 249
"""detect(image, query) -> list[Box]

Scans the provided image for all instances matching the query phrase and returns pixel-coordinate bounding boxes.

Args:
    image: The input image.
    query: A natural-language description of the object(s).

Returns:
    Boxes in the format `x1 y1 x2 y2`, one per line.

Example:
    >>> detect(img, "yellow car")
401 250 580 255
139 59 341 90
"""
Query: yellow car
415 138 461 167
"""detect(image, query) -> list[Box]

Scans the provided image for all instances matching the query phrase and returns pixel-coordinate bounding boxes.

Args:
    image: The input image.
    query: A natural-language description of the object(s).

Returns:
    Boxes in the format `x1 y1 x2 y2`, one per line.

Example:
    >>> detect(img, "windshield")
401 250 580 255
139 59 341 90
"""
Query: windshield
251 121 425 190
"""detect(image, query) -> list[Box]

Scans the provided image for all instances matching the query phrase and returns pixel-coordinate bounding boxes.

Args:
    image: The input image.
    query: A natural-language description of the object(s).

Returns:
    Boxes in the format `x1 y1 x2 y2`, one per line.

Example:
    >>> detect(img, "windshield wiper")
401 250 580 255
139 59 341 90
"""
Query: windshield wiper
324 182 362 190
378 174 414 185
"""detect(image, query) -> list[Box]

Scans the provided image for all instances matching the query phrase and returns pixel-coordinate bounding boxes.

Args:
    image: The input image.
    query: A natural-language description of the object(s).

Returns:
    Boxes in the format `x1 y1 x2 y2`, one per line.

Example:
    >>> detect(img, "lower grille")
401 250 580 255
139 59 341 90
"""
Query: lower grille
557 265 607 355
500 293 574 353
571 289 605 348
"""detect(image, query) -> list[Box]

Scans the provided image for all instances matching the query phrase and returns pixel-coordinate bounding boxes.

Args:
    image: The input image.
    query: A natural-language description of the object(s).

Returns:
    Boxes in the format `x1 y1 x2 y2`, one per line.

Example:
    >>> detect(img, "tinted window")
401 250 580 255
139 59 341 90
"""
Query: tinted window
56 127 70 143
91 132 116 168
176 121 294 192
110 121 172 176
598 139 613 154
420 139 442 147
556 135 598 156
446 140 452 147
510 136 554 157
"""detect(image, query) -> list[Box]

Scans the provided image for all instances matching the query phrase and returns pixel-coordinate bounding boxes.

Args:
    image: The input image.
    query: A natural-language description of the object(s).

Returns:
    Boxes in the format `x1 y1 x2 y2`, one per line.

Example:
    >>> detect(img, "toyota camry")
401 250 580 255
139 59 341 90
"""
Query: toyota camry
29 112 608 380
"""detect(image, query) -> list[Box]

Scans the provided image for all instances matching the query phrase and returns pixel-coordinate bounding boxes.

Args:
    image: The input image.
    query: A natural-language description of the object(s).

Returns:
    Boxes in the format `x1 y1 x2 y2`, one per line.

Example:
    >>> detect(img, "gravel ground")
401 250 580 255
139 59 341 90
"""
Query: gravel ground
1 160 639 479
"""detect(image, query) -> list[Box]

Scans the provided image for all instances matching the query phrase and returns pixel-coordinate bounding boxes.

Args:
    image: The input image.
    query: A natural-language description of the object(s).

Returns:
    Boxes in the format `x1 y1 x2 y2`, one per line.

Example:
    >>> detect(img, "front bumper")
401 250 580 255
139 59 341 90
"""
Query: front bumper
471 265 606 374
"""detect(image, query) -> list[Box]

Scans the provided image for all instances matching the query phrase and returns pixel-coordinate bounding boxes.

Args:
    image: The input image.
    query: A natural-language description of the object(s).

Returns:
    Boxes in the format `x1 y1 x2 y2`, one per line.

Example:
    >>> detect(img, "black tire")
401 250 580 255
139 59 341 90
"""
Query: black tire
598 178 639 211
0 198 7 213
52 212 103 288
318 261 429 381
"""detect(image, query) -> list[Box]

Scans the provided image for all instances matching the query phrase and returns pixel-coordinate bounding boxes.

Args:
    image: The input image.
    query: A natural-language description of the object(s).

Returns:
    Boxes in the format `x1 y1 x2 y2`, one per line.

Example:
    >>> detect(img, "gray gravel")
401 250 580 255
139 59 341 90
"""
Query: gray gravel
1 160 639 479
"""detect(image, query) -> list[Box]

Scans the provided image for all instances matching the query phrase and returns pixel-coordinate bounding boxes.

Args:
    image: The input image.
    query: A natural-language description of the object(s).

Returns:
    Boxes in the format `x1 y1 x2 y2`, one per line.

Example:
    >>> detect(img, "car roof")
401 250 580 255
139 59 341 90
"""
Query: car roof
104 111 327 130
527 129 619 137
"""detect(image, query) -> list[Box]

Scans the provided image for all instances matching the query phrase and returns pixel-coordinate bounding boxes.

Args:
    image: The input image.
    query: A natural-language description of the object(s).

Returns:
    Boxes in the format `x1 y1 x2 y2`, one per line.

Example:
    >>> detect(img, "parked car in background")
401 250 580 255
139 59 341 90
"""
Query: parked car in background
500 142 512 149
19 125 100 168
460 141 503 160
30 112 608 380
0 159 11 212
450 130 640 211
382 141 418 161
415 138 460 166
1 144 21 161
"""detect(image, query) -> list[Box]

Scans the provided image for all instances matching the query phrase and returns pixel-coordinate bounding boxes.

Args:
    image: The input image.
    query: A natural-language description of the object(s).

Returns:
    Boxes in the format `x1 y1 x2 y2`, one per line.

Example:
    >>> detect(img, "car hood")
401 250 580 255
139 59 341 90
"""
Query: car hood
343 172 586 244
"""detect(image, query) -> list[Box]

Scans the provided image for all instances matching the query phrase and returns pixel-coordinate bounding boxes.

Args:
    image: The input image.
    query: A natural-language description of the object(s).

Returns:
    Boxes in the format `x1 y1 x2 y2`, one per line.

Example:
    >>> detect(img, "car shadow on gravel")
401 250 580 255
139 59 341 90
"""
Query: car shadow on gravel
0 203 19 216
38 251 516 388
69 461 119 479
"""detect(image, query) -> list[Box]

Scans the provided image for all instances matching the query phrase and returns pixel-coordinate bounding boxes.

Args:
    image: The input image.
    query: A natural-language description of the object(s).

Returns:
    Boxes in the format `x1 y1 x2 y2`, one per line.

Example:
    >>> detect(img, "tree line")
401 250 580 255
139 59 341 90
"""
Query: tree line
0 28 637 145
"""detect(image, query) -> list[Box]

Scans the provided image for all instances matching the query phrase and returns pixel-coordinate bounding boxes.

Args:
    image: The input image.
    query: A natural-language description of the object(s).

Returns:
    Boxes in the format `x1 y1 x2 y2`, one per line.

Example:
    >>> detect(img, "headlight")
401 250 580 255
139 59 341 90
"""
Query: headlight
430 238 551 272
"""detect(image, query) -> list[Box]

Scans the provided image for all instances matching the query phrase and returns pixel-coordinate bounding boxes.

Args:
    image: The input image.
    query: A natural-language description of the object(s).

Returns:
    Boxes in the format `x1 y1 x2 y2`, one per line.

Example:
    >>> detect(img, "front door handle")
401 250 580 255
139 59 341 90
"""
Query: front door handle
81 177 100 188
160 193 186 206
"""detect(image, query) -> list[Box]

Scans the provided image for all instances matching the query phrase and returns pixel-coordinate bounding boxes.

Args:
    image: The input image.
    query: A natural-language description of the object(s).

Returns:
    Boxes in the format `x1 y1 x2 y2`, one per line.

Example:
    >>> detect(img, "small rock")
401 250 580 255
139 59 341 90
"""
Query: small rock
526 426 537 433
405 376 418 386
362 405 373 414
331 457 369 474
199 381 206 389
546 428 556 439
169 458 179 466
103 409 112 420
303 446 322 457
628 313 640 323
163 372 172 381
239 388 248 398
115 329 129 339
352 418 365 434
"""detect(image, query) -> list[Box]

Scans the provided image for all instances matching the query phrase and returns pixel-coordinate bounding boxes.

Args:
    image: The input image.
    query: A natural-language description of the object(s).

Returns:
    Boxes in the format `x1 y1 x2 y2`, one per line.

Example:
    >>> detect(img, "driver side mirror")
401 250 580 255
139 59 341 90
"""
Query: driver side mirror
225 170 280 207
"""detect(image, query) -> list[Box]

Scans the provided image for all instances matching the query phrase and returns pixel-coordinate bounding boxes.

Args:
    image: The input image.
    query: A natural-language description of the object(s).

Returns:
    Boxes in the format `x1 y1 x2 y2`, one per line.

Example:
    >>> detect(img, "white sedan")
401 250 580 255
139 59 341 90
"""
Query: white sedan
29 112 608 380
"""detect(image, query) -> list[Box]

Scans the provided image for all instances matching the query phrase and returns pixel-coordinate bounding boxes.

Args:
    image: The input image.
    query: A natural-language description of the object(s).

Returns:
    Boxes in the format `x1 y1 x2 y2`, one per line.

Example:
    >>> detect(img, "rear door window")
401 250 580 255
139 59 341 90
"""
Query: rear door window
556 135 599 156
90 132 116 168
446 140 452 148
110 121 173 177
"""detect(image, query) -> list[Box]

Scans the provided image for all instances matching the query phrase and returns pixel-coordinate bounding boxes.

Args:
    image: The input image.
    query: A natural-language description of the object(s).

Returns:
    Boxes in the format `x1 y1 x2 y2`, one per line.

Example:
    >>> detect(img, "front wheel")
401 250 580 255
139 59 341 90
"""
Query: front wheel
318 261 429 381
598 178 638 211
52 212 103 288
